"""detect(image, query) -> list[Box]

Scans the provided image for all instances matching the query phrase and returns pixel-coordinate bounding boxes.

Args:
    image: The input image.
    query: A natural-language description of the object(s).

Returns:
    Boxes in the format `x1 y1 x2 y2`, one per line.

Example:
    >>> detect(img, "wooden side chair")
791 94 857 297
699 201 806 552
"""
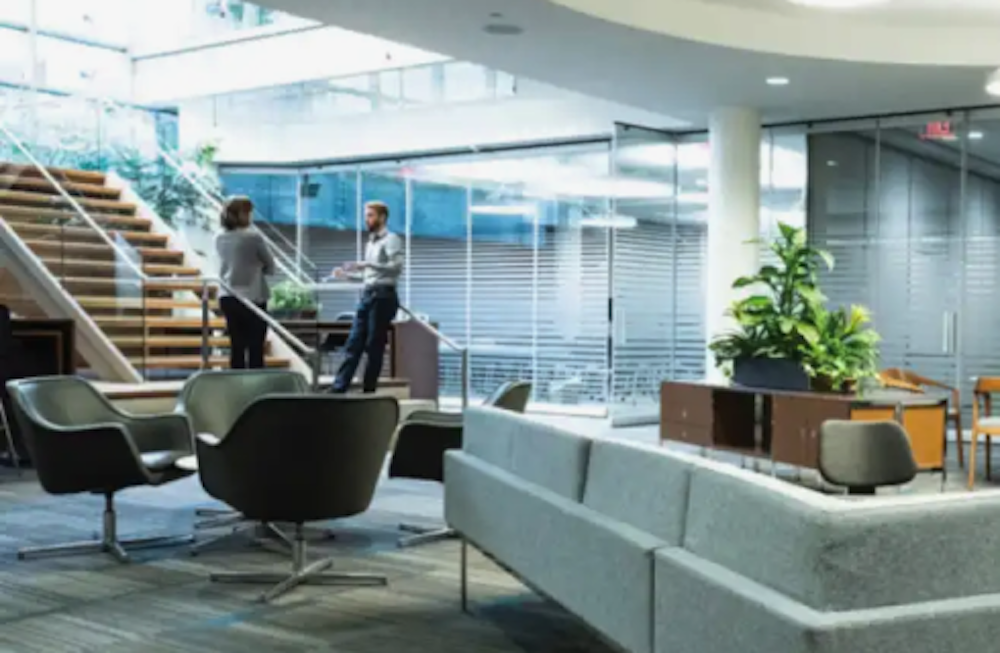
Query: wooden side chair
968 377 1000 490
879 368 963 468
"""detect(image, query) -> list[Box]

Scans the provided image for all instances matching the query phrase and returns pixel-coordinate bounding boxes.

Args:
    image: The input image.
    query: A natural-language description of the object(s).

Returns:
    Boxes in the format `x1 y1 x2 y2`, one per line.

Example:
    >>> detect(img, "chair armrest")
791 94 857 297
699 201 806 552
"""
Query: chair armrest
197 432 222 447
389 419 464 482
404 410 463 428
122 413 194 455
42 422 153 487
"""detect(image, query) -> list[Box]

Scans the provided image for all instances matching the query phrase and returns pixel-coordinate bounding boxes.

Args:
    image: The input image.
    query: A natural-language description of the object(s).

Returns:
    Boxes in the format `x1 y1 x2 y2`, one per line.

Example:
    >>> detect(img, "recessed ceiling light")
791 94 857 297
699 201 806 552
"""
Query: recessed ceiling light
826 160 839 167
767 77 790 86
987 68 1000 97
483 23 523 36
788 0 890 8
969 131 985 140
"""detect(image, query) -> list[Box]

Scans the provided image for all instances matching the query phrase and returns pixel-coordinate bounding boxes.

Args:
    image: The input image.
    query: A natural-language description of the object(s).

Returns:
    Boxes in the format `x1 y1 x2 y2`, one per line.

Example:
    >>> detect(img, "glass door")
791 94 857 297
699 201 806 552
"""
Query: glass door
874 114 964 392
610 123 681 426
960 108 1000 421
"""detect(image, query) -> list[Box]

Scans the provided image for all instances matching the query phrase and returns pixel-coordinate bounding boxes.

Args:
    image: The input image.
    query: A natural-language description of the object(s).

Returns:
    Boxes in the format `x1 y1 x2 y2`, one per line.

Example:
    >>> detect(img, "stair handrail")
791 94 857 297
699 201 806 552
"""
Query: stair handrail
153 276 323 390
0 118 321 384
0 119 148 281
397 304 469 408
98 97 320 283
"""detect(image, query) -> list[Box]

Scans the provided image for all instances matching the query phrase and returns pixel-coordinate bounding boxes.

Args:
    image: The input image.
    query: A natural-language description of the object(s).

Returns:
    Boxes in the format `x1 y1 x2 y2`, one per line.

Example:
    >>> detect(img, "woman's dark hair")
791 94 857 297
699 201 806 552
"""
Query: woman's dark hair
221 196 253 231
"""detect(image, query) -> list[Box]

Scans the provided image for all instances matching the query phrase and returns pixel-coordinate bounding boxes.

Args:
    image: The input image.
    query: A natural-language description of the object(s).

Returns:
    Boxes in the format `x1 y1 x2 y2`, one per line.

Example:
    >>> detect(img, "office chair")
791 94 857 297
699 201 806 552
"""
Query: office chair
8 376 195 562
389 380 531 547
205 395 398 602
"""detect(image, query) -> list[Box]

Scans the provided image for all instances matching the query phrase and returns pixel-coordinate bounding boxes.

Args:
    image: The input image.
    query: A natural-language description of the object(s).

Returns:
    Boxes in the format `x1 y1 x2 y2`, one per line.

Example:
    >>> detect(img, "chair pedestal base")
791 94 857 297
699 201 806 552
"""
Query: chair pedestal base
192 520 293 556
210 525 387 602
398 522 457 548
18 494 192 563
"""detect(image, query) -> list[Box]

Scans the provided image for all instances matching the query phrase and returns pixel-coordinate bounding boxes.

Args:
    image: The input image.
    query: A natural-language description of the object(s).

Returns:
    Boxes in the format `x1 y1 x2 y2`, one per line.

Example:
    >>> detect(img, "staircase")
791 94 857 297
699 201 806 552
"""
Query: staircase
0 162 292 378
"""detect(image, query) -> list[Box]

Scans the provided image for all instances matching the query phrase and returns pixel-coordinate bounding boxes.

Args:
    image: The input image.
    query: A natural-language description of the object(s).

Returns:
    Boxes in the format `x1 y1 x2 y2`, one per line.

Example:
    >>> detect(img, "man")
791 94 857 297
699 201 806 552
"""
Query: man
330 201 403 393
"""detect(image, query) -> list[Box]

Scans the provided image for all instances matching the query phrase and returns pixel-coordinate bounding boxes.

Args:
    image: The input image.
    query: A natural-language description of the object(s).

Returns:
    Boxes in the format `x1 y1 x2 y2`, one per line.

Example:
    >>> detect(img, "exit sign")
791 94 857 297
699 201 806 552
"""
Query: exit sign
921 121 957 141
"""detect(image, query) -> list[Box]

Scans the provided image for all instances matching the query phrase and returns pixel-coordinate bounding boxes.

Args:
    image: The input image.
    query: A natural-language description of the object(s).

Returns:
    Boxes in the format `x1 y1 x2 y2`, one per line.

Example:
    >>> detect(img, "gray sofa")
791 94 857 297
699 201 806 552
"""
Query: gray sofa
445 406 1000 653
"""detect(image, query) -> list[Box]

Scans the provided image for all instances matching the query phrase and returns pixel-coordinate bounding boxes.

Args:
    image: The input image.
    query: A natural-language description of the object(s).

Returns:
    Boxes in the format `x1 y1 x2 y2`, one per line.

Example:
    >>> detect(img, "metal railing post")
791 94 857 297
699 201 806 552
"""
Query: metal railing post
311 349 323 392
460 348 470 409
200 280 210 370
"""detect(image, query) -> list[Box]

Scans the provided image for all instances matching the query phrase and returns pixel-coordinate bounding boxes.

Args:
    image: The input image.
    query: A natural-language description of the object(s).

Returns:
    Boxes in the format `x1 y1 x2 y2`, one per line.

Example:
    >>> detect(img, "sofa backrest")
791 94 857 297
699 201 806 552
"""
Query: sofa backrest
682 460 1000 610
463 406 591 501
582 440 695 545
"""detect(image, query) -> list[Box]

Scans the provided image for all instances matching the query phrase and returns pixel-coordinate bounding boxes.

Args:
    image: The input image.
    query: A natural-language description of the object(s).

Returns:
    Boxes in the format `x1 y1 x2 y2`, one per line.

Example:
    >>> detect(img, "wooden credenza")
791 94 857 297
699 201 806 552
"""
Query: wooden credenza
660 381 947 471
2 318 76 463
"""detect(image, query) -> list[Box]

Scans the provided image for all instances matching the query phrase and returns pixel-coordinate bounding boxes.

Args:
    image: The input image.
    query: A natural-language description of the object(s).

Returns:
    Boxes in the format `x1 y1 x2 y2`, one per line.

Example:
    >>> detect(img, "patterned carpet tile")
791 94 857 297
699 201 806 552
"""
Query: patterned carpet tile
0 469 613 653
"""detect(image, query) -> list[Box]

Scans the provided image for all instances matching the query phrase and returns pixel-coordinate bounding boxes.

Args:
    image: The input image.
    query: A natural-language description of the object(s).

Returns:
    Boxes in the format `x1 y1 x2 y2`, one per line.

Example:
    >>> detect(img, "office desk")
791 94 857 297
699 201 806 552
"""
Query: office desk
660 381 947 471
280 320 440 402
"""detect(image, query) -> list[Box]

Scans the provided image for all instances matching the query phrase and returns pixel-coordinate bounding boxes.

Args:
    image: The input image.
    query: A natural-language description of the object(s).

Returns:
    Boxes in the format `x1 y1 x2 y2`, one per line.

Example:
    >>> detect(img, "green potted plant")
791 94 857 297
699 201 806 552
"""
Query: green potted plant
709 223 880 392
269 281 319 320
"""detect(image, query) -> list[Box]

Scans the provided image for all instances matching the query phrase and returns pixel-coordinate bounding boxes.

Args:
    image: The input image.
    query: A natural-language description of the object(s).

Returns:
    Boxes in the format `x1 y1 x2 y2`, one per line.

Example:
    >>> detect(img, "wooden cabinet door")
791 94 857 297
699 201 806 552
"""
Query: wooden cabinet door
771 396 851 468
660 383 713 444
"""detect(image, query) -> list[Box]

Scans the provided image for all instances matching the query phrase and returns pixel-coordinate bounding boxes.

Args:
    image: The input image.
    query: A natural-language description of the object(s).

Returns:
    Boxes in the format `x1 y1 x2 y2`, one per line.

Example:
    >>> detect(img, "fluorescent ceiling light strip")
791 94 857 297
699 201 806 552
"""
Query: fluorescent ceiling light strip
468 204 537 216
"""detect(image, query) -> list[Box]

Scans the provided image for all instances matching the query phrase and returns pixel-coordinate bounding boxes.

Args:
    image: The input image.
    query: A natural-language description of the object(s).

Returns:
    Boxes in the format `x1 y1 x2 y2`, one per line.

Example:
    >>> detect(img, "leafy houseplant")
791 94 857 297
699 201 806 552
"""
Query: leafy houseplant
269 281 319 320
708 223 880 392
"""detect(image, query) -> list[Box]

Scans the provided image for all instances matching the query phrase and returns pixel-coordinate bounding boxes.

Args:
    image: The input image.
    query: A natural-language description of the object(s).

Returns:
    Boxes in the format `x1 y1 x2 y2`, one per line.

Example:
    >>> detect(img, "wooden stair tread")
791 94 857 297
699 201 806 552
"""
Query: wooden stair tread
0 174 119 200
0 162 106 185
61 277 211 293
12 223 168 245
0 189 136 213
0 205 151 229
113 336 233 347
40 257 200 276
75 296 212 310
27 239 183 260
93 316 227 328
131 356 289 369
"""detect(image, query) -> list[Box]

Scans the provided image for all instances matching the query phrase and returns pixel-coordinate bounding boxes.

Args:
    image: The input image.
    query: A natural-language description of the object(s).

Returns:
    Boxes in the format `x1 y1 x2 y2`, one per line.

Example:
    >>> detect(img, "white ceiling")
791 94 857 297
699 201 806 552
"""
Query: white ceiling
704 0 1000 27
261 0 999 127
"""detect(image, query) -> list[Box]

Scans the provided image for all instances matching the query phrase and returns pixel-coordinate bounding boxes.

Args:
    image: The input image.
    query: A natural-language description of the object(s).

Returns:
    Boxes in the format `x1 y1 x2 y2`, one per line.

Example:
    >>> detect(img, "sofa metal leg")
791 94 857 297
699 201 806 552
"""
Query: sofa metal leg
398 523 457 548
18 494 192 563
460 537 469 613
210 525 386 602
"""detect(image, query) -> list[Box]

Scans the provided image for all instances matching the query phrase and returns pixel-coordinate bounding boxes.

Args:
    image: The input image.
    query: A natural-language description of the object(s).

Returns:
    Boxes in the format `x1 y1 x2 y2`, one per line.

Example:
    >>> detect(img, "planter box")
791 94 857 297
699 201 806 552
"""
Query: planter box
271 309 318 320
732 357 810 392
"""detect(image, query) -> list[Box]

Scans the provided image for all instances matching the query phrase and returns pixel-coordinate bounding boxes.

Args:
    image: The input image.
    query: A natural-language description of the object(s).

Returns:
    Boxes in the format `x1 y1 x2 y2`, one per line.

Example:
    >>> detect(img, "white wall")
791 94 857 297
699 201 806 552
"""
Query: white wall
179 79 680 163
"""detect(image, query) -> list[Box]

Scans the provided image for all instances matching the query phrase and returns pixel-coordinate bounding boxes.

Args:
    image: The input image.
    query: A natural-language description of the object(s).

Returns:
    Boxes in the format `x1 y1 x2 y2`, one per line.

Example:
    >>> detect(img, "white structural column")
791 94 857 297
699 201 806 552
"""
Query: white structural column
705 107 762 380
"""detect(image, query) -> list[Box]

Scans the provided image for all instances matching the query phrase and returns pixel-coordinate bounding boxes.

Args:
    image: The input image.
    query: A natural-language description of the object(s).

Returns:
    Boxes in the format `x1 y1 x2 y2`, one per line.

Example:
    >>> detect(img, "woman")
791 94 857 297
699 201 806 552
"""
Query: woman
216 196 275 369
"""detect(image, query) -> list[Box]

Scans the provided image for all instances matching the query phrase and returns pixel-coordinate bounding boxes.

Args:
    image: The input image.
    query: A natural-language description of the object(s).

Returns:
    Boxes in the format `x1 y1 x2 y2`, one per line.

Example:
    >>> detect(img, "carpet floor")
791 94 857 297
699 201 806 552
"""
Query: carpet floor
0 469 611 653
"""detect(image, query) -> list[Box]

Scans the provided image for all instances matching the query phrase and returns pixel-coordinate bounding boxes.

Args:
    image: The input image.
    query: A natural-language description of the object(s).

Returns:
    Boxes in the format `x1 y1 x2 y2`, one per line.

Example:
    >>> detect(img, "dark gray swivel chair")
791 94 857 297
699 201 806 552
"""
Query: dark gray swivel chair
818 420 919 495
389 380 531 547
204 394 398 602
7 376 195 562
176 369 309 553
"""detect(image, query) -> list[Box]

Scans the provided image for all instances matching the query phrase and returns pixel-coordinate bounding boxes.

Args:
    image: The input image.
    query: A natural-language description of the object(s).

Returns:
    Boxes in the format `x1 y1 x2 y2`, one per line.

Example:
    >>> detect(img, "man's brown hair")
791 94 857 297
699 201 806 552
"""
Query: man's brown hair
221 196 253 231
366 200 389 221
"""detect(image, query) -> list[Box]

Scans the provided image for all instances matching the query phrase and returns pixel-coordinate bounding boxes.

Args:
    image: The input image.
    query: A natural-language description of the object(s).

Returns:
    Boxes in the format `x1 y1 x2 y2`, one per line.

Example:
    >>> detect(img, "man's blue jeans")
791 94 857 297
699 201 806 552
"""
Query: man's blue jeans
332 285 399 393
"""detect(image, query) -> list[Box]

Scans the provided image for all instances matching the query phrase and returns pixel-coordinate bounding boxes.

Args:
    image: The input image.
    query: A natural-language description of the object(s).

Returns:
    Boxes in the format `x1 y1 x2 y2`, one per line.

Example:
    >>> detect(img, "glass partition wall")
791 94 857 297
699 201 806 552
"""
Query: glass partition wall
806 107 1000 420
219 125 807 417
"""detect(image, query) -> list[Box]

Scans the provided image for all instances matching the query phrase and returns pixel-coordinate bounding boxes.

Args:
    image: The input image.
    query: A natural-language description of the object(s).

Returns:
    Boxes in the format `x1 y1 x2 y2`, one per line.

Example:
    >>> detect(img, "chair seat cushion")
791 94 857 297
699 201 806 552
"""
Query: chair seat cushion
141 450 191 472
978 416 1000 429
